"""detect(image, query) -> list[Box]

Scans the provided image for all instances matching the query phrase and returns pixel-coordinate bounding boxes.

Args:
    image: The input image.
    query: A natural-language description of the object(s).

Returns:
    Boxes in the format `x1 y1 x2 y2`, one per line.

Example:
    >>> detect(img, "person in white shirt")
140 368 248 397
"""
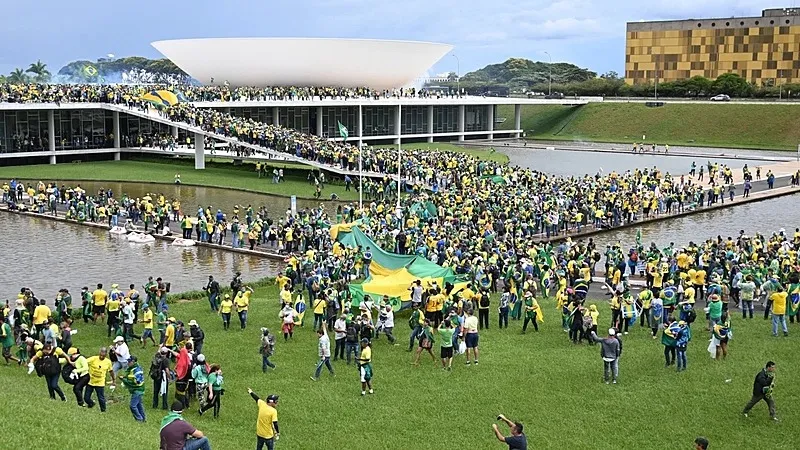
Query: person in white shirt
375 305 397 345
121 299 138 342
333 314 347 361
112 336 131 375
311 323 334 381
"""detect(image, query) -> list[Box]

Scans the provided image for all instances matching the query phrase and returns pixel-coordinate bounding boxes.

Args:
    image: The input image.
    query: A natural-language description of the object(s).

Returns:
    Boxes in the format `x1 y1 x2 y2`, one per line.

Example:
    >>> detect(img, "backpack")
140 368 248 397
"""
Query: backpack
479 296 490 308
61 362 79 385
685 309 697 324
149 354 164 380
36 352 61 377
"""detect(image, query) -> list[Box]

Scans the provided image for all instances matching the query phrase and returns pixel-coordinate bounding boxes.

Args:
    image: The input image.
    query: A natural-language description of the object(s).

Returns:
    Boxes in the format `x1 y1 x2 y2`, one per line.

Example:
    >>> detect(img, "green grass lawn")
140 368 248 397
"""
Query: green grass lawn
0 158 360 201
5 285 799 450
498 103 800 151
374 142 510 164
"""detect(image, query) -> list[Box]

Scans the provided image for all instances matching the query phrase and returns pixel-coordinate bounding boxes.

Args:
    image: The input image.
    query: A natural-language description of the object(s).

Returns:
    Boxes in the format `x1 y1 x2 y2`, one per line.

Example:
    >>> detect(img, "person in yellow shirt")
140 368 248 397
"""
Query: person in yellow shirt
28 341 67 400
165 318 177 348
236 287 253 330
770 287 789 337
693 268 707 303
32 299 51 336
312 296 327 330
219 294 233 331
248 388 279 446
106 288 121 338
84 347 115 412
279 285 293 308
140 305 156 347
92 283 108 324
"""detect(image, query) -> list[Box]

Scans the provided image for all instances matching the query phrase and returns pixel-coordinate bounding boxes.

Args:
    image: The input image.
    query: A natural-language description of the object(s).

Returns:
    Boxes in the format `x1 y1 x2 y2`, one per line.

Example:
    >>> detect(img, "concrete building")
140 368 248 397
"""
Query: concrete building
626 7 800 86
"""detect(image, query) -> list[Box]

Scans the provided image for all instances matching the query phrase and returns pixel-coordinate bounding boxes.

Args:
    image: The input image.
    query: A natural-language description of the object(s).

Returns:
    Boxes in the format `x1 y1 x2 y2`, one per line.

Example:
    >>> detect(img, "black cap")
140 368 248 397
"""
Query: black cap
267 394 279 402
171 400 184 412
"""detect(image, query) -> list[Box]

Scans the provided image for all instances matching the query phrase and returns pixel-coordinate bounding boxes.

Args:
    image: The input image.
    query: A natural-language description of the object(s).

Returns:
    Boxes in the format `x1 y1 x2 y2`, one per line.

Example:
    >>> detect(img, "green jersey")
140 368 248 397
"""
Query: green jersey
1 323 13 347
157 312 167 331
438 328 455 348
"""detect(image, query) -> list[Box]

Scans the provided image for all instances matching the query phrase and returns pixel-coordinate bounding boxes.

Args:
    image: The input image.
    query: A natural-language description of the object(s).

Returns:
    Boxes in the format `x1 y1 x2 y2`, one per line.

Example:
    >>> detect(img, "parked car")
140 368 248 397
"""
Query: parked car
710 94 731 101
544 92 565 99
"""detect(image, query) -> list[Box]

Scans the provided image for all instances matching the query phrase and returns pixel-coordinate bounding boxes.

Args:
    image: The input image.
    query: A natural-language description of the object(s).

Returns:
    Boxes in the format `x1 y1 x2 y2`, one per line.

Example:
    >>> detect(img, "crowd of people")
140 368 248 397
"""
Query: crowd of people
0 83 462 105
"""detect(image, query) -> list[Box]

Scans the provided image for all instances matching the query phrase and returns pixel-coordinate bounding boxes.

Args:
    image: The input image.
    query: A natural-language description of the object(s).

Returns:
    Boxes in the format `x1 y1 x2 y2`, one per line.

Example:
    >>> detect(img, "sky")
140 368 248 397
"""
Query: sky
0 0 787 79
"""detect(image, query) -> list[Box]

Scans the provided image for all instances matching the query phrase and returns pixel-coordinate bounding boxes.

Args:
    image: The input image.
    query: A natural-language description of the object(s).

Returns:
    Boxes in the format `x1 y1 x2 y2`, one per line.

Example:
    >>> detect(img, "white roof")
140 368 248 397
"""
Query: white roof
152 38 453 90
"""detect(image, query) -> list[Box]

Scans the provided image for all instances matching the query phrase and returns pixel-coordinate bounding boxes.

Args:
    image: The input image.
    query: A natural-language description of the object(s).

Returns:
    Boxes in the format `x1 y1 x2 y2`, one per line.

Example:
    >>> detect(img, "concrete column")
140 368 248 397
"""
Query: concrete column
514 104 522 138
457 105 465 142
273 107 280 126
48 110 56 152
487 104 494 140
427 105 434 143
394 104 402 145
114 152 121 161
195 132 206 169
171 125 178 139
113 111 120 148
317 106 324 137
356 104 363 149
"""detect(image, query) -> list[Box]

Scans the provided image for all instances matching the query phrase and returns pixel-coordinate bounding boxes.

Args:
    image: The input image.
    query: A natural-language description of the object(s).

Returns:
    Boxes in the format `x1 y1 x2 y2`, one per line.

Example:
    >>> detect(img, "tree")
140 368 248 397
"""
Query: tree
7 68 28 84
600 71 621 80
685 76 711 97
26 59 51 82
712 73 751 97
0 75 6 84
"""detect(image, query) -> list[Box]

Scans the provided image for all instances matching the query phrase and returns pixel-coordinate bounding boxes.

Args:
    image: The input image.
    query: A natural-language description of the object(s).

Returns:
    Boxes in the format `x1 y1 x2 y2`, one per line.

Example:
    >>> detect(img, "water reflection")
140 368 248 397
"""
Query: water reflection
0 212 281 300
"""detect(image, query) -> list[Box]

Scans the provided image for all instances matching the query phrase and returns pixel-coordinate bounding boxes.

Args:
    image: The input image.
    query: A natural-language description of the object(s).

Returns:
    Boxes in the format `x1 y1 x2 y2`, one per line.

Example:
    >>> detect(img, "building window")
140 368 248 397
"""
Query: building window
711 22 715 27
787 20 791 24
697 23 702 27
740 21 745 26
725 22 730 26
755 21 759 25
770 20 774 25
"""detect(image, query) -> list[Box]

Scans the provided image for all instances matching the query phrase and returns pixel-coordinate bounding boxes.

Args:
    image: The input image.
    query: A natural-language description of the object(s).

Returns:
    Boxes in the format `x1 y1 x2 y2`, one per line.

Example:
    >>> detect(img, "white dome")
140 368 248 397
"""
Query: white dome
152 38 453 90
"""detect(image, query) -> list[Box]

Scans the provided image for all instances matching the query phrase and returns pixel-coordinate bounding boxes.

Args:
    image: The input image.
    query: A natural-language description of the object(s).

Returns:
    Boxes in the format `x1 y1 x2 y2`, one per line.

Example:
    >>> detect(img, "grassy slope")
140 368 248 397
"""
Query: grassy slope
504 103 800 151
0 159 359 201
4 285 799 450
495 104 581 137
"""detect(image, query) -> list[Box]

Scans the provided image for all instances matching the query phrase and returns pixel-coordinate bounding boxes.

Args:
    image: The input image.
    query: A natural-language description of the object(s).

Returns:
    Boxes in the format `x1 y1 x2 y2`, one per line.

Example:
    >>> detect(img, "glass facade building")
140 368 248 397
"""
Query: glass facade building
626 8 800 86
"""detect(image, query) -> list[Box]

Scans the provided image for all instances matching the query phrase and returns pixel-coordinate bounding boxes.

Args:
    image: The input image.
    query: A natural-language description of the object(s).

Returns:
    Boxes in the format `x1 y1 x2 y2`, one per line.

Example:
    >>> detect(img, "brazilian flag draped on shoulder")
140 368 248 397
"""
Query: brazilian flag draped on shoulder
333 224 468 311
788 283 800 316
661 321 680 346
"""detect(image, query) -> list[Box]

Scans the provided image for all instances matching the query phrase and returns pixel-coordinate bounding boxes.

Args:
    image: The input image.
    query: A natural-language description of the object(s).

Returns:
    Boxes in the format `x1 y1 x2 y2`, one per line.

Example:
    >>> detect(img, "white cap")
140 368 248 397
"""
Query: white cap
608 328 616 336
196 354 206 363
188 320 198 327
113 336 125 343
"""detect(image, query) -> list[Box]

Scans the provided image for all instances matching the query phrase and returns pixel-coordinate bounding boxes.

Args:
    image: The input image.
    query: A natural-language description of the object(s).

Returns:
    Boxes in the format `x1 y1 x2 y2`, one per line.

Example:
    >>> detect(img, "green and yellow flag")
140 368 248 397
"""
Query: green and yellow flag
337 121 348 142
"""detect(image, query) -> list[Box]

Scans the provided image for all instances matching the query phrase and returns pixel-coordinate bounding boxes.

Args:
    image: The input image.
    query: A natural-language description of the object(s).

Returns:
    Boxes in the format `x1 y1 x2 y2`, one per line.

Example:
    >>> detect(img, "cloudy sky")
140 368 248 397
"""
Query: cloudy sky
0 0 783 78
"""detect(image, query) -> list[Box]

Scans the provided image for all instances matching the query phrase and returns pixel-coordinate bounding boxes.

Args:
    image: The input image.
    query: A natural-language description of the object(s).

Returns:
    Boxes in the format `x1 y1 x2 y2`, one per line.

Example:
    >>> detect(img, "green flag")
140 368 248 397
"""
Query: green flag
635 228 642 247
337 121 348 142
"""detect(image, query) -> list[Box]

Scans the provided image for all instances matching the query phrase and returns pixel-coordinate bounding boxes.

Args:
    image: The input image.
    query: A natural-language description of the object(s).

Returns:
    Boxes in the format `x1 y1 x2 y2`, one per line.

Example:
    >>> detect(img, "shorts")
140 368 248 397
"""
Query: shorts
142 329 153 339
465 333 479 349
2 346 11 358
92 305 105 315
440 346 453 359
359 363 372 382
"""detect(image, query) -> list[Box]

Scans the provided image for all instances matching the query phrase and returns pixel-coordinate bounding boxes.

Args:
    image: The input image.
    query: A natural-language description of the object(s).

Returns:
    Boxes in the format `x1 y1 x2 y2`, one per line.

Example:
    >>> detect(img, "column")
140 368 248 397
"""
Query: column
171 125 178 139
427 105 434 143
48 110 56 164
113 111 120 148
273 107 280 126
317 106 324 137
514 104 522 139
394 104 401 145
487 104 494 140
356 104 363 149
194 132 205 169
457 105 465 142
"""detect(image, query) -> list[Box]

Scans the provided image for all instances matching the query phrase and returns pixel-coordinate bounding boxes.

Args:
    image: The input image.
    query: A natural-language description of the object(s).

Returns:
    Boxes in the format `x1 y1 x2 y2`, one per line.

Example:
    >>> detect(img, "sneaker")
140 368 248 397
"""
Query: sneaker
310 377 317 381
623 332 628 335
605 381 610 385
772 417 780 422
361 391 366 396
784 332 789 337
198 408 204 416
743 412 748 418
612 380 617 384
465 361 471 366
369 389 374 394
474 361 479 365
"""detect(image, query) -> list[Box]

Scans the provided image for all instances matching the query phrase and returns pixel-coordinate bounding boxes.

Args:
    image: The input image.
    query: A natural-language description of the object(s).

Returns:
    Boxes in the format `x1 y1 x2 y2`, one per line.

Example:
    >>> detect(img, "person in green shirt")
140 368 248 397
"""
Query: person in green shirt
157 308 168 345
1 321 20 364
199 364 223 418
412 319 436 367
122 356 146 422
437 319 455 371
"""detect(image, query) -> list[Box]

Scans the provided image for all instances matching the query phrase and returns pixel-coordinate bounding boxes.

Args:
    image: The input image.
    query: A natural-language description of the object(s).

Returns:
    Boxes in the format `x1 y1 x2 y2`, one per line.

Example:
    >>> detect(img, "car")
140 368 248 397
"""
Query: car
544 92 565 99
710 94 731 102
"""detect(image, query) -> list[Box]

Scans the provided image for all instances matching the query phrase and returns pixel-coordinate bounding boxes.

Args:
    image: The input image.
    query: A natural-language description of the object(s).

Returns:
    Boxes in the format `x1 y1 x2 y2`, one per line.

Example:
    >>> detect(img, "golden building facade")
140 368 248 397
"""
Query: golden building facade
625 8 800 86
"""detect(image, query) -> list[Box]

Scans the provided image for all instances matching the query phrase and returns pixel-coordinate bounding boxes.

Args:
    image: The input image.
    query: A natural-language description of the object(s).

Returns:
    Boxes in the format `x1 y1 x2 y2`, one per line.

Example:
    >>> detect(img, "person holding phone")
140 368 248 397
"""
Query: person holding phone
492 414 527 449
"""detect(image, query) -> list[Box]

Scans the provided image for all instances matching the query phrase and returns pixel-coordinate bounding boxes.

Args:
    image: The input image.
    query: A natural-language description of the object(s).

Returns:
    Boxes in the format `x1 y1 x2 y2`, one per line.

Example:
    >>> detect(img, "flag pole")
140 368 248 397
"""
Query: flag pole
397 144 401 209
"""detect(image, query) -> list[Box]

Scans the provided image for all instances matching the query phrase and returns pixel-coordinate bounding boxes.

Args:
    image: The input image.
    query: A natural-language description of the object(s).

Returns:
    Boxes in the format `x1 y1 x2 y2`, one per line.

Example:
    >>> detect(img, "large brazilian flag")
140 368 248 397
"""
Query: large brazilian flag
331 224 468 311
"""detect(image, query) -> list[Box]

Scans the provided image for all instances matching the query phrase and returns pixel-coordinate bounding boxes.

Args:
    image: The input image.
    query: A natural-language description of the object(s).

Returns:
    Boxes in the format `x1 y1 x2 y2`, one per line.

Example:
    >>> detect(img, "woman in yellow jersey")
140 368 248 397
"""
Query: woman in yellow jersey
357 338 373 396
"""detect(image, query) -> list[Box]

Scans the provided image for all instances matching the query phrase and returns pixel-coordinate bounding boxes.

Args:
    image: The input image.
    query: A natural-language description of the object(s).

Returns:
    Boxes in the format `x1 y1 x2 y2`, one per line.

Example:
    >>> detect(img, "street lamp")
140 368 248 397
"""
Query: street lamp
452 54 460 97
543 51 552 96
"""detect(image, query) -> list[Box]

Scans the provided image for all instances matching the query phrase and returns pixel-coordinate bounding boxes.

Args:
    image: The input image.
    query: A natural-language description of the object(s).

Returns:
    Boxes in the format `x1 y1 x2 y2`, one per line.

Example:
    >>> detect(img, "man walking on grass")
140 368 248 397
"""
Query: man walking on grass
743 361 779 421
311 323 334 381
